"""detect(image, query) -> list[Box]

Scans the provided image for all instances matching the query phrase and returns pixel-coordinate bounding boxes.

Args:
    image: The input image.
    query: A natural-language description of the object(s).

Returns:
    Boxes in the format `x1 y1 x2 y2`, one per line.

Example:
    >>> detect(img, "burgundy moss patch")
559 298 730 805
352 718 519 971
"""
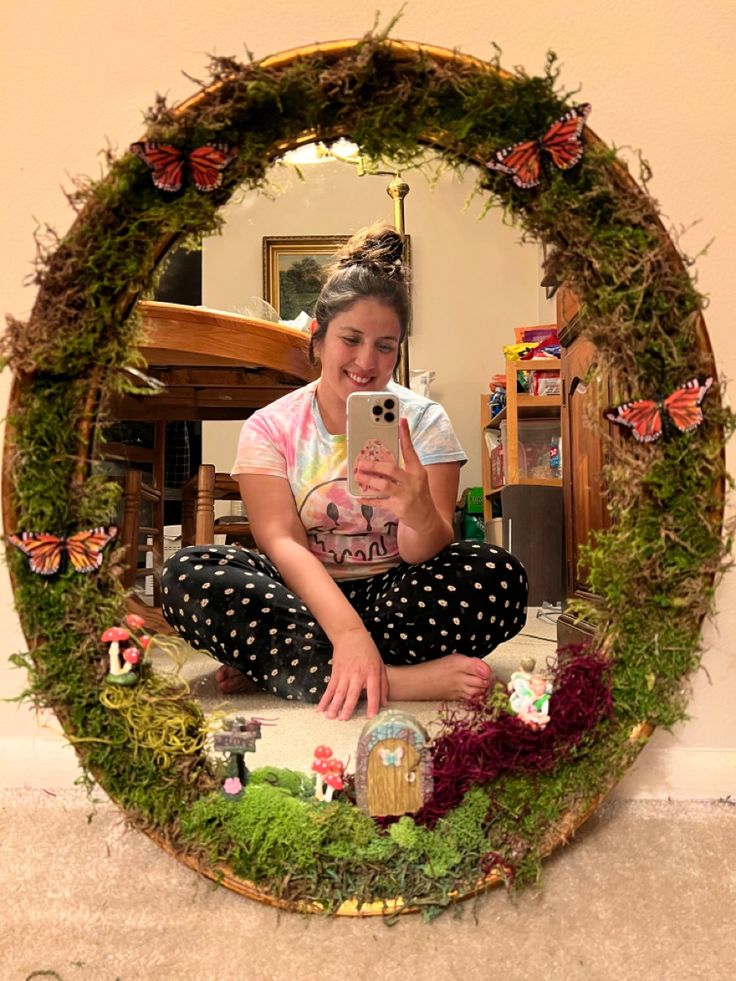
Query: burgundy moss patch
413 645 614 828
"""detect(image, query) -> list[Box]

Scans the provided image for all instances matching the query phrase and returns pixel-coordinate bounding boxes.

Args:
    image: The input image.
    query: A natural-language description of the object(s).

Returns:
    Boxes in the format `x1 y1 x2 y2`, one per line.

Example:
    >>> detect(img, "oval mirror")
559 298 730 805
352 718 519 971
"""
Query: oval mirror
2 37 727 917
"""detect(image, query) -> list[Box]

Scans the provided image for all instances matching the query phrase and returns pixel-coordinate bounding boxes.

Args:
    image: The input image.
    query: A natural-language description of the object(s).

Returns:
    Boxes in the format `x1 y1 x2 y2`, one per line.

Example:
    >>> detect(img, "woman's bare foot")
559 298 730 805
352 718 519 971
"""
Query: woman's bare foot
386 654 492 703
215 664 261 695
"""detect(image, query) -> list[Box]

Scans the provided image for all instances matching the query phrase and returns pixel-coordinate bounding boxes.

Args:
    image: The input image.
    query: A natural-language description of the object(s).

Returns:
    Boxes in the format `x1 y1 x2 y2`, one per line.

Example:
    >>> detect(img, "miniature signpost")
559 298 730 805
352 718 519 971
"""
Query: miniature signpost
214 716 263 800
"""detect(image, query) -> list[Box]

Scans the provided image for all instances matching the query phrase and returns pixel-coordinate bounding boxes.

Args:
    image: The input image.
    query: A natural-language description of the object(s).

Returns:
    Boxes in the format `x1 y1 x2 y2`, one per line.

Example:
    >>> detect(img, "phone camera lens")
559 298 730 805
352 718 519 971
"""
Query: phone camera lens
384 398 395 410
371 404 383 416
384 411 395 423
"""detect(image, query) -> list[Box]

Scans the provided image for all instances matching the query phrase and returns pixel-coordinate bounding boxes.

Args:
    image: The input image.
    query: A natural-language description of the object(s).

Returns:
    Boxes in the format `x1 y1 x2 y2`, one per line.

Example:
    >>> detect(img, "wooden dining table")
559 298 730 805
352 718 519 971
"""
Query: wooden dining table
107 299 318 422
106 300 317 632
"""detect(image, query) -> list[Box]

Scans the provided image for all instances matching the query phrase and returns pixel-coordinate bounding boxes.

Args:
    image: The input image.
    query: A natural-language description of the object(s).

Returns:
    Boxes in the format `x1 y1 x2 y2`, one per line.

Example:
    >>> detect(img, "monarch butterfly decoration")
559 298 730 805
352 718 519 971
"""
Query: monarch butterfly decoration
130 141 237 193
605 377 714 443
486 103 591 189
7 526 118 576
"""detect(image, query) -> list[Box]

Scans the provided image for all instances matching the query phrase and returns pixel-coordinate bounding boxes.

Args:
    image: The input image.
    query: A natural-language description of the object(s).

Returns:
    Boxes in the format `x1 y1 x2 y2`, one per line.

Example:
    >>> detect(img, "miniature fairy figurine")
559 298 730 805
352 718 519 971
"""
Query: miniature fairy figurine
508 658 553 730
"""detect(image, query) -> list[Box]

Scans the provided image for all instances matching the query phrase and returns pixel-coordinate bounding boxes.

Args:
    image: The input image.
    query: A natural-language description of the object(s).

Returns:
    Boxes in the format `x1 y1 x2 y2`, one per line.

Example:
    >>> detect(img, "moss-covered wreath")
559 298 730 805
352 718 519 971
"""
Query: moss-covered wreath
3 28 733 918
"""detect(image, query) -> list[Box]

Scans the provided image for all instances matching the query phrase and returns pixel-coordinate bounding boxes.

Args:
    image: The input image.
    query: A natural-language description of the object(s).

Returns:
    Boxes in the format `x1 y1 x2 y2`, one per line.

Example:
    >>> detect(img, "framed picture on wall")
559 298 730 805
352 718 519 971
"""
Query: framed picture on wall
263 235 349 322
263 234 413 326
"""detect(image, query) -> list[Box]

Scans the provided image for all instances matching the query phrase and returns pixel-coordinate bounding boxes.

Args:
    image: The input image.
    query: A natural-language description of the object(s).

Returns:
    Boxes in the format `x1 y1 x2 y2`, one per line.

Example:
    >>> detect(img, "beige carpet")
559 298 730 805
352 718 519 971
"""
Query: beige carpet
2 790 735 980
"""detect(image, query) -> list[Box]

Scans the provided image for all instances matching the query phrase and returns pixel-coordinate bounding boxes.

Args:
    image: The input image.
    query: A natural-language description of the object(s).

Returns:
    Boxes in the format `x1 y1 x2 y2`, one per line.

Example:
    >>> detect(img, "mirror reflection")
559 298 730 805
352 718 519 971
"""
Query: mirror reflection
102 148 574 772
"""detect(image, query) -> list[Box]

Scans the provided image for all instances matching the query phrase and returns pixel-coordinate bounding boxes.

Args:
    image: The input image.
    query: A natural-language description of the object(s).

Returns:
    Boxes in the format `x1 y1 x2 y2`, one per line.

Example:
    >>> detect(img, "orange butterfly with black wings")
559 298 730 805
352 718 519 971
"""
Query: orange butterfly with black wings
7 526 118 576
130 142 236 193
486 103 591 189
605 377 713 443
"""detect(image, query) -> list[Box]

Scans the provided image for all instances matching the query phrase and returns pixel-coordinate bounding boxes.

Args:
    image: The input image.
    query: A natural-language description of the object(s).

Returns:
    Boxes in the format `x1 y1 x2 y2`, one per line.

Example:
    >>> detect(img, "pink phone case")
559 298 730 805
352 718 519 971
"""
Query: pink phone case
346 392 400 497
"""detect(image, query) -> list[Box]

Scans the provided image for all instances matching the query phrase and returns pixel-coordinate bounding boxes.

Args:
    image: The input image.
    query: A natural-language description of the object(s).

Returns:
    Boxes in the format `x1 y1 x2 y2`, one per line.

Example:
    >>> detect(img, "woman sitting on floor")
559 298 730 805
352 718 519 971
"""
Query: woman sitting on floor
161 223 528 721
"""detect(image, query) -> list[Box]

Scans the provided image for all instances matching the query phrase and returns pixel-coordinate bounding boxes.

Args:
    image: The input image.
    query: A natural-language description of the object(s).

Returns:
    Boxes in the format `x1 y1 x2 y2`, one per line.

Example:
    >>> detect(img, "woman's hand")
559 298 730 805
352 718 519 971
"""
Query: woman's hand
317 626 389 722
354 418 435 530
355 418 459 565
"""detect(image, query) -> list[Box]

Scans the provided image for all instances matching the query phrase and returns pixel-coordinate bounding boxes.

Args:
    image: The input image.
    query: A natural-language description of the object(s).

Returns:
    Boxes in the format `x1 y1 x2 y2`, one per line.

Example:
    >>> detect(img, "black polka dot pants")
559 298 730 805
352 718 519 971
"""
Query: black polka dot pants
160 541 528 704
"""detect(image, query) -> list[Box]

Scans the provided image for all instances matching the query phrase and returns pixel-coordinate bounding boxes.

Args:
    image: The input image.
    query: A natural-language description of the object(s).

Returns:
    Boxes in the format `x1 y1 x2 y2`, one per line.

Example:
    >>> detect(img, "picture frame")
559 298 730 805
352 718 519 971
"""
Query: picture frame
263 235 349 322
263 234 412 327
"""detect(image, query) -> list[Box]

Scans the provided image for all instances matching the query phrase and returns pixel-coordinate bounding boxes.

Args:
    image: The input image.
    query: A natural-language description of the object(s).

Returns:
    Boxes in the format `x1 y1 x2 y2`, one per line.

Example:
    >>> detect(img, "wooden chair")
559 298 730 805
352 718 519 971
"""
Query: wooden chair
119 467 164 602
103 421 166 603
181 464 255 548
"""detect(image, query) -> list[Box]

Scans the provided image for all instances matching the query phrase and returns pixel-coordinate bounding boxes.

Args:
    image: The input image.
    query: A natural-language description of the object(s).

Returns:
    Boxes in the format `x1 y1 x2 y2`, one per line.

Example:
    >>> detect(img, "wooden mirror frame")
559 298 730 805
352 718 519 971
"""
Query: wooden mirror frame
2 35 729 917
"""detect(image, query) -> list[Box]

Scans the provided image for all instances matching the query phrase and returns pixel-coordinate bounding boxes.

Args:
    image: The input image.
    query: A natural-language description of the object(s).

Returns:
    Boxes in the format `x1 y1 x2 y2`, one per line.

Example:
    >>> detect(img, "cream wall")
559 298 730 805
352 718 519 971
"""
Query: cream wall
200 156 542 484
2 0 734 796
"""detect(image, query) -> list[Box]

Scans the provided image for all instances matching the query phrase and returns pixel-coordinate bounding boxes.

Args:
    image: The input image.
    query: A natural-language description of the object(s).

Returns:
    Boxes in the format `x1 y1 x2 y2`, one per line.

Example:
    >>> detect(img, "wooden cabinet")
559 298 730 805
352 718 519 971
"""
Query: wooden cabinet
559 333 609 598
556 287 616 643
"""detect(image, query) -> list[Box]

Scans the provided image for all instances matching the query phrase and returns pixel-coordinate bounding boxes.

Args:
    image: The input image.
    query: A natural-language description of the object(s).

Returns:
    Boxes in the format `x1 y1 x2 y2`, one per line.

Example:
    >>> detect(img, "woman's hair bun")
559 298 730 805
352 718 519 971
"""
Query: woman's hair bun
334 222 405 281
310 220 411 364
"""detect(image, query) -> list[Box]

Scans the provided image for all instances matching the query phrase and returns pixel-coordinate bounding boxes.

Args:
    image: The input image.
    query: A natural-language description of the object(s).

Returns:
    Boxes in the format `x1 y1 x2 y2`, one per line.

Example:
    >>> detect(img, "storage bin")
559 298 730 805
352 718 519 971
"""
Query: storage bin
465 486 484 514
500 485 565 605
499 418 562 481
485 517 503 546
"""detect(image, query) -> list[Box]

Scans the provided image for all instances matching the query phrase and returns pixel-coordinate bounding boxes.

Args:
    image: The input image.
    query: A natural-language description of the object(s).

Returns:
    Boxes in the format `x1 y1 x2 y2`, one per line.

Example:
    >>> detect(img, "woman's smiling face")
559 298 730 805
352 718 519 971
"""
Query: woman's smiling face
314 297 402 411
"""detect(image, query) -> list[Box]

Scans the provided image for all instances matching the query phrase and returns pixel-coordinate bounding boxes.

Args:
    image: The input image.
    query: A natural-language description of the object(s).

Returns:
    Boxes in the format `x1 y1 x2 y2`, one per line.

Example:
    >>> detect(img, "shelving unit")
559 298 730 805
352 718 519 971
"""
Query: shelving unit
479 352 566 605
480 356 562 525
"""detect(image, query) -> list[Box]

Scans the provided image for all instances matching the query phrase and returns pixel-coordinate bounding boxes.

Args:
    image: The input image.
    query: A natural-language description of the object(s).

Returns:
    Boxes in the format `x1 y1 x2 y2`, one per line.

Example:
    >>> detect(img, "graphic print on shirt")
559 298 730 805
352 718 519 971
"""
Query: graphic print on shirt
232 380 467 579
297 478 398 567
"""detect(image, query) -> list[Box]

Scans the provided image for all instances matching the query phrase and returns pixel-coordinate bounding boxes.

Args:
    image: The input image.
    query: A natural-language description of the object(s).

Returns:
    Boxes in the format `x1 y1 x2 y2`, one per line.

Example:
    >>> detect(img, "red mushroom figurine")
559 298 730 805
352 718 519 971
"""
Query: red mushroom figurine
323 758 345 802
122 646 141 666
323 771 344 803
311 745 334 800
101 626 137 685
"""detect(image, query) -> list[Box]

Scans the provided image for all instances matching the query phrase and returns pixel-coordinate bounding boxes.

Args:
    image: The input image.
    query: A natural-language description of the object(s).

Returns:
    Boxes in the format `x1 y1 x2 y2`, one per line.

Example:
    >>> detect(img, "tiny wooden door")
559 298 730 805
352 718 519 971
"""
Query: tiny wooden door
366 738 423 816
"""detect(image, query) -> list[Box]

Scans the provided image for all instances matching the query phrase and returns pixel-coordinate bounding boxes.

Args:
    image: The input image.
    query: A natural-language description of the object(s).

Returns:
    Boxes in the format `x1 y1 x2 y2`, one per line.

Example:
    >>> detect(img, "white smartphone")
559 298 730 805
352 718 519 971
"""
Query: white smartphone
346 391 400 498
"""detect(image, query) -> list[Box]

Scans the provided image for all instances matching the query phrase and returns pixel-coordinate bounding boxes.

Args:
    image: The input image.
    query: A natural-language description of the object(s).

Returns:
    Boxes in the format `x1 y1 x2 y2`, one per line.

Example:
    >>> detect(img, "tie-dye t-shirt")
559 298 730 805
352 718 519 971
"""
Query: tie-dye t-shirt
231 380 467 580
